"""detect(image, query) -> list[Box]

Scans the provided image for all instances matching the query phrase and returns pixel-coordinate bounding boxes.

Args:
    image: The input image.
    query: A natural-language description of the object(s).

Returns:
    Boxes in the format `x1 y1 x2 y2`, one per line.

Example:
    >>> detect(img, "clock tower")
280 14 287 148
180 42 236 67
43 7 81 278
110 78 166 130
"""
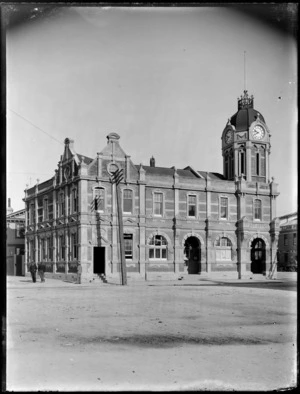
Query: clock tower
222 90 271 183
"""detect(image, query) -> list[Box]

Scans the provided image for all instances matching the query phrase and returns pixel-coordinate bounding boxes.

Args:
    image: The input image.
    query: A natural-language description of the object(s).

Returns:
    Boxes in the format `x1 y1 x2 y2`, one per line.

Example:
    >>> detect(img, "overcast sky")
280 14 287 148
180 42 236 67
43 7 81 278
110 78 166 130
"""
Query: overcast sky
6 5 297 217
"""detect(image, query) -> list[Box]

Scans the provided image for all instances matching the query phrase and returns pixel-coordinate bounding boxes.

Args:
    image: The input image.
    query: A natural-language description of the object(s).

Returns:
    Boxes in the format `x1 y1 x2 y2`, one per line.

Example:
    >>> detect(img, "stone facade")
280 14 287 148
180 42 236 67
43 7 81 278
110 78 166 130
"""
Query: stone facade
277 212 297 271
23 91 280 282
7 199 25 276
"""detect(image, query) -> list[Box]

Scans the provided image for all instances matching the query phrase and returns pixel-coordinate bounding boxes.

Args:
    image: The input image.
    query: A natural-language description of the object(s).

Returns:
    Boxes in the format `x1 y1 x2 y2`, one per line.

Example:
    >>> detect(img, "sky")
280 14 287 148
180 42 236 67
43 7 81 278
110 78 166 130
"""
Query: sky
5 5 297 217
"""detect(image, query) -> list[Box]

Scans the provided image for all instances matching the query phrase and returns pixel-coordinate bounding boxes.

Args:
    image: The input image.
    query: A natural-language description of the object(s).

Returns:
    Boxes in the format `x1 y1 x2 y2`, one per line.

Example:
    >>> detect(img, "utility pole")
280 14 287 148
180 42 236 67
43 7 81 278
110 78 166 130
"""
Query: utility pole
112 168 127 285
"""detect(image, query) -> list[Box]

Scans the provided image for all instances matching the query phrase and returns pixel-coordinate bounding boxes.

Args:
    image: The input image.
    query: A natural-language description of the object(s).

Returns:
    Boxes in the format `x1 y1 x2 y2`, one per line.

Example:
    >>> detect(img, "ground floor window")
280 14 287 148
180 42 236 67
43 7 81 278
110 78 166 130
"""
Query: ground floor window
124 234 133 260
215 237 232 261
149 235 167 260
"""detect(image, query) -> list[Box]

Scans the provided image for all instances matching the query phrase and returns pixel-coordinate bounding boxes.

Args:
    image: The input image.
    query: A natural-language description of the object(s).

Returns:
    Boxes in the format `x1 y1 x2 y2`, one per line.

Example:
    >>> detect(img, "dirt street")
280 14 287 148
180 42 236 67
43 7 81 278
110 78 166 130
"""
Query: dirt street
6 275 297 391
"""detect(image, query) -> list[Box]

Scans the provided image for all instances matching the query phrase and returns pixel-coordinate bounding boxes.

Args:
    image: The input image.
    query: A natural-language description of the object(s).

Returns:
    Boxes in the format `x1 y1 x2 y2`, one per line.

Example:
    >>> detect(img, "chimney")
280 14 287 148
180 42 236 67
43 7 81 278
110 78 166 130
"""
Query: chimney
150 156 155 167
7 198 13 215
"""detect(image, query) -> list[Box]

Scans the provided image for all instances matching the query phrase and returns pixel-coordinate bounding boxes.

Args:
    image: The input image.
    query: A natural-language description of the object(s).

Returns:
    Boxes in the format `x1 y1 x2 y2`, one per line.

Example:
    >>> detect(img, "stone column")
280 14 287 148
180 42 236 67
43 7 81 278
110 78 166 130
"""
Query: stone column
65 229 69 275
138 180 146 276
269 218 280 278
78 175 89 279
246 142 252 181
111 182 119 273
205 174 211 273
52 232 57 274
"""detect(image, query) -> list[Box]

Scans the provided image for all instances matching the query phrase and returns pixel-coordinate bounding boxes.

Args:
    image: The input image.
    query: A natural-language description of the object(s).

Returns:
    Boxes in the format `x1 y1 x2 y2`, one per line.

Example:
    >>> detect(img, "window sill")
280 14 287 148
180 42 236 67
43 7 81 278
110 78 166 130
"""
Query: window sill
149 259 167 261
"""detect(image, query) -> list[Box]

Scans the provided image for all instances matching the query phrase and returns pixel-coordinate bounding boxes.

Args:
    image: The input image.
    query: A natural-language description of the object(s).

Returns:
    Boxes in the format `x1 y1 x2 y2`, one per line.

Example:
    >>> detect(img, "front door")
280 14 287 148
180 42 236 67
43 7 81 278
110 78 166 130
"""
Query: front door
184 237 201 274
16 255 23 276
251 238 266 274
93 247 105 274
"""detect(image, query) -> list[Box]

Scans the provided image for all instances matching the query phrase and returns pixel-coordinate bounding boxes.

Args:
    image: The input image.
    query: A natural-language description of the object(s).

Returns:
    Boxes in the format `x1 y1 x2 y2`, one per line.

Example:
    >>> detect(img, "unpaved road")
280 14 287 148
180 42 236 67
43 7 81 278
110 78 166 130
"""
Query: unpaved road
6 276 297 391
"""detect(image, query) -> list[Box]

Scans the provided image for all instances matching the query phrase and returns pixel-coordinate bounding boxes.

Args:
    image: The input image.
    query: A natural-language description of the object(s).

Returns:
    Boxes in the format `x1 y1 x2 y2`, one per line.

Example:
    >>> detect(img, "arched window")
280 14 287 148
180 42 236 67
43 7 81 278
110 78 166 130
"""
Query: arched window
254 199 262 220
123 189 133 214
93 187 105 212
149 235 167 260
240 150 245 175
215 237 232 261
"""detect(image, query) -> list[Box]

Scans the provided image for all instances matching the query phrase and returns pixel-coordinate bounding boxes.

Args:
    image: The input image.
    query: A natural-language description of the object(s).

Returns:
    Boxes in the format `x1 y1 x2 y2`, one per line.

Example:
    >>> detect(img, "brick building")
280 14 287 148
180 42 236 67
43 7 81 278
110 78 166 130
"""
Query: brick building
24 90 280 282
277 212 297 271
7 198 26 276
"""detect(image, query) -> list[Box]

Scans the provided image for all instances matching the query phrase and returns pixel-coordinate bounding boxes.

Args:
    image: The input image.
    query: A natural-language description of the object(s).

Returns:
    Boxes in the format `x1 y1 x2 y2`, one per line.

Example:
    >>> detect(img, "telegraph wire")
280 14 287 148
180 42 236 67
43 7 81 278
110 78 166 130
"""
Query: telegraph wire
8 108 64 145
7 172 54 175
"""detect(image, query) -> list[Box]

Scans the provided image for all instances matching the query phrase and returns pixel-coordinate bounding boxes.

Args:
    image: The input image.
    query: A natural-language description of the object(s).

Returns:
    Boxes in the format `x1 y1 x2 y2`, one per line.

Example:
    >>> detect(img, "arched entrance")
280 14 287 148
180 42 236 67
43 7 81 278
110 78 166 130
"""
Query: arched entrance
251 238 266 274
184 236 201 274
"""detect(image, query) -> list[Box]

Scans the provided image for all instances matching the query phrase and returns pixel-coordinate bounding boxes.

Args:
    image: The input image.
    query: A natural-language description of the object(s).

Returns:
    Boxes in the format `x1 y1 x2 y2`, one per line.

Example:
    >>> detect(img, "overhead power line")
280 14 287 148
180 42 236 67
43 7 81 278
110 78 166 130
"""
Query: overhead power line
8 108 64 145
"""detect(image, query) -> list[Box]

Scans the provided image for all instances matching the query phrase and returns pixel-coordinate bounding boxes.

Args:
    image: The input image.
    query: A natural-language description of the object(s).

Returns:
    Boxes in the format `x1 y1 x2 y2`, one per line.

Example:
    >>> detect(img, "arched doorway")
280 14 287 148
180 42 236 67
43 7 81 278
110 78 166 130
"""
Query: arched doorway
251 238 266 274
184 236 201 274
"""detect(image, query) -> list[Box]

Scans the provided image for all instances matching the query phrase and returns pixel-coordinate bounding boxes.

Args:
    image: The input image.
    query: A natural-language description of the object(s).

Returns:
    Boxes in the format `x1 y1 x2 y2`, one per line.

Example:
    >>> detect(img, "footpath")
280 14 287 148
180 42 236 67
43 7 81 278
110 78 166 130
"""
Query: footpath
7 272 297 289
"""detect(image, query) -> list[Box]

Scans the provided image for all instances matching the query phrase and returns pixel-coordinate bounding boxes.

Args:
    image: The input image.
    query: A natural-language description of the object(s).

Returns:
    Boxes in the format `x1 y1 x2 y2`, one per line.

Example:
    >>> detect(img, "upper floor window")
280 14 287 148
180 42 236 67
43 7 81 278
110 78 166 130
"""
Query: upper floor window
254 199 262 220
220 197 228 219
215 237 232 261
72 189 78 213
30 203 35 224
123 189 133 214
149 235 167 260
239 149 246 176
93 187 105 212
284 234 288 246
59 193 65 217
188 195 196 217
15 224 25 238
154 192 163 216
293 233 297 245
124 234 133 260
43 198 49 220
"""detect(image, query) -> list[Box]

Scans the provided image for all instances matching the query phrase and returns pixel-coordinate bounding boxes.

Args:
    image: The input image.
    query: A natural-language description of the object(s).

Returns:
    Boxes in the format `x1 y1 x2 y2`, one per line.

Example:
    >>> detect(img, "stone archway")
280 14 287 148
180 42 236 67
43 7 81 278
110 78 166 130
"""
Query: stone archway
250 238 266 274
183 236 201 274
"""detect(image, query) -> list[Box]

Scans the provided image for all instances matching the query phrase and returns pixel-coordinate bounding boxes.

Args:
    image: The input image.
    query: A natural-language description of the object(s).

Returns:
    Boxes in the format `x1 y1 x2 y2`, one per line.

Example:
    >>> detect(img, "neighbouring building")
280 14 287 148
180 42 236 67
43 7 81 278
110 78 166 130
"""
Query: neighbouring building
7 198 26 276
277 212 297 271
23 90 280 282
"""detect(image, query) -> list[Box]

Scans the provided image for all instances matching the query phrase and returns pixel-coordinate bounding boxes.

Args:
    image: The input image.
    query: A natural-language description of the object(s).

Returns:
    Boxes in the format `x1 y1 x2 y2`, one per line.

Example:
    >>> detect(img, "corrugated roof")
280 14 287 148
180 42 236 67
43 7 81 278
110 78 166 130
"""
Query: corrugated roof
135 165 225 181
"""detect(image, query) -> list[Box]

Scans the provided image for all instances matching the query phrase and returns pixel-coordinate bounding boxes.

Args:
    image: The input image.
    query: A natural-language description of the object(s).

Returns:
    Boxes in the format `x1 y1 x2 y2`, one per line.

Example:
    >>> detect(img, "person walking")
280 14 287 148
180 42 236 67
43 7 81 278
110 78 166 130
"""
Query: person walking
37 262 46 282
29 262 37 283
76 262 82 284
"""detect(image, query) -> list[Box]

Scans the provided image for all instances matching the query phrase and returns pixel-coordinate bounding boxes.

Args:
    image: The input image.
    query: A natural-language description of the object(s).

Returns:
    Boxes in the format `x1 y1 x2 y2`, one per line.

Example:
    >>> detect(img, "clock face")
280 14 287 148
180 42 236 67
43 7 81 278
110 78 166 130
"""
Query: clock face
225 130 233 144
252 125 265 140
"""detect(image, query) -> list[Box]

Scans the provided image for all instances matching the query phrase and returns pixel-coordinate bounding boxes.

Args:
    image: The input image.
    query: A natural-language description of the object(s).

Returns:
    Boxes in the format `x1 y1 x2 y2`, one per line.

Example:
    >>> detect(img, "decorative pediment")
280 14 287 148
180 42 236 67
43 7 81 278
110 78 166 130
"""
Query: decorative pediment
123 217 136 224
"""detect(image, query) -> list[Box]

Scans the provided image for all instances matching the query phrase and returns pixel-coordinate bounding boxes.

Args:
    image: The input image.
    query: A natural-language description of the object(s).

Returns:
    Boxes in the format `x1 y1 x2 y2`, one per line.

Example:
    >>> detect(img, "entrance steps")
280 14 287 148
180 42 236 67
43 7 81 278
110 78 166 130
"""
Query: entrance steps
89 274 108 284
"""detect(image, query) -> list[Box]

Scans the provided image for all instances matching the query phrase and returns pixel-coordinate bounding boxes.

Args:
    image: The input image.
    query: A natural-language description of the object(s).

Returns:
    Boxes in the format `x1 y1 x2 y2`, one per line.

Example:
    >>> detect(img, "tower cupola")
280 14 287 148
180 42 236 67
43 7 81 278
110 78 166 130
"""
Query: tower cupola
222 91 271 183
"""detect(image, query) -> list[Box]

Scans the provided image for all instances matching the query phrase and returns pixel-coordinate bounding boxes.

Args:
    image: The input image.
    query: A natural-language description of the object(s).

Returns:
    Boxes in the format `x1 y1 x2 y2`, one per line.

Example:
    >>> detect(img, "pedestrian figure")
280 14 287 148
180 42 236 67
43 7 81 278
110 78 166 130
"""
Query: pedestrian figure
76 262 82 284
29 262 37 283
37 262 46 282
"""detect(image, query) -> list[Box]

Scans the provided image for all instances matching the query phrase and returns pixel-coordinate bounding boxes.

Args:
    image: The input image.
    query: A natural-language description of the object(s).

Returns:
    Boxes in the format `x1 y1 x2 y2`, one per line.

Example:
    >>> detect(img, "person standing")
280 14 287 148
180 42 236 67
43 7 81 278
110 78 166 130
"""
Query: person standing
37 262 46 282
76 262 82 284
29 262 37 283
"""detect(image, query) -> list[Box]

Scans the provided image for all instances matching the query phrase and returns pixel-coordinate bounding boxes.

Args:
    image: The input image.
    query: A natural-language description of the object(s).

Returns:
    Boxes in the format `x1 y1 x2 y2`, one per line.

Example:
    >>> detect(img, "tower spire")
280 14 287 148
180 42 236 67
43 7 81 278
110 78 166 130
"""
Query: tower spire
244 51 246 91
